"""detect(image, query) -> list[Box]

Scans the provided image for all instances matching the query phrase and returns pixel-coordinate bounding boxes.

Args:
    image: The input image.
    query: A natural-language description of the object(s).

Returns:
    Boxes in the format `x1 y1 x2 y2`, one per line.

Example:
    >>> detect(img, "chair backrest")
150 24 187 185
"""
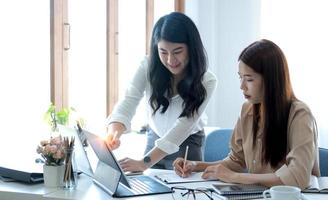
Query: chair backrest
204 128 233 162
319 147 328 176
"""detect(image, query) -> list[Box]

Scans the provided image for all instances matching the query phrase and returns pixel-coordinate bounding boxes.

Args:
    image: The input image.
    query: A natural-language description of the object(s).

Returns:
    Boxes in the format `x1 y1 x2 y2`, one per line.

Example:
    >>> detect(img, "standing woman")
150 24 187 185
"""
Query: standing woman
106 12 217 171
173 39 319 190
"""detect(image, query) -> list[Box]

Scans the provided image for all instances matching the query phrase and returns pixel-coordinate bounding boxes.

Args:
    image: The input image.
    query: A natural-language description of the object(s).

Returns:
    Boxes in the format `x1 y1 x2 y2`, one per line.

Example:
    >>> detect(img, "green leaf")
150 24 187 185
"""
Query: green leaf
44 103 73 131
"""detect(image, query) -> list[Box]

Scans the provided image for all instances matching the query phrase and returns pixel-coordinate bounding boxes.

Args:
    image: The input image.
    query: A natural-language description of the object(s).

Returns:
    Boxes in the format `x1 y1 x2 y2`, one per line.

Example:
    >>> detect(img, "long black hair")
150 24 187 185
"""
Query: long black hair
238 39 295 167
148 12 207 118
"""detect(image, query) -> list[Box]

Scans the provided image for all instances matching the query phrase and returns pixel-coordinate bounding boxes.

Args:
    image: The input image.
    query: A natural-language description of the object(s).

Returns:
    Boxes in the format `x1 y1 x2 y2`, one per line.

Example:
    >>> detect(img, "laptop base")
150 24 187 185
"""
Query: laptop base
113 176 172 198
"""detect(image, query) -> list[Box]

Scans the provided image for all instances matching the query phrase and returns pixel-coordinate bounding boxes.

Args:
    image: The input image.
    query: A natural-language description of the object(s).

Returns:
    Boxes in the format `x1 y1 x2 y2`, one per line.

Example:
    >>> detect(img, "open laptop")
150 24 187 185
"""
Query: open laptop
83 129 172 198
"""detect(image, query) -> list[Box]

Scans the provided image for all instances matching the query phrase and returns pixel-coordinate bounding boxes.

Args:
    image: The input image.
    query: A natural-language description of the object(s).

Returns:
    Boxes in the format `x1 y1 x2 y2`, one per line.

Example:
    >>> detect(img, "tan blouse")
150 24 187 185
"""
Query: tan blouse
220 100 320 190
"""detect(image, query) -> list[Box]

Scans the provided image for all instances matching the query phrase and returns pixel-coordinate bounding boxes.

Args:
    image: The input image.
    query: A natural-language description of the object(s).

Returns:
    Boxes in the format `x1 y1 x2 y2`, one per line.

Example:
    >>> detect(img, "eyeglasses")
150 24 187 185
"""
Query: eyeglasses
171 186 215 200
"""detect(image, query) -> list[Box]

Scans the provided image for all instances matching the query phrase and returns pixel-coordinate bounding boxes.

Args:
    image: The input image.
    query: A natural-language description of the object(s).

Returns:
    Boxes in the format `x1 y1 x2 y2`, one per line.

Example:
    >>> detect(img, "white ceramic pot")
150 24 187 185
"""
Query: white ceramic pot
43 165 65 187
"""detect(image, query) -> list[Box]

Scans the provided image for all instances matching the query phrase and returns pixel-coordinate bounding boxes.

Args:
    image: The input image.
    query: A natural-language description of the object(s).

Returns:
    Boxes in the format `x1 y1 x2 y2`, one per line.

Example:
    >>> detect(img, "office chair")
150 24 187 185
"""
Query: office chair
203 128 233 162
319 147 328 176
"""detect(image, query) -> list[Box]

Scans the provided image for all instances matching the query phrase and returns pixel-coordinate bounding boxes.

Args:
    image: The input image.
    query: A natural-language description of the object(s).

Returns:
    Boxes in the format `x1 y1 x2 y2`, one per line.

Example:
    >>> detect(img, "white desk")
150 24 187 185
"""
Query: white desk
0 179 57 200
1 169 327 200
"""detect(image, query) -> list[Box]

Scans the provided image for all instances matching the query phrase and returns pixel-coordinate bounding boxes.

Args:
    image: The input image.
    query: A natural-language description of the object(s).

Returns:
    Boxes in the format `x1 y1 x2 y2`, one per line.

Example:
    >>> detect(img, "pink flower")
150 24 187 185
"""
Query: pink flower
53 150 64 159
44 144 52 154
49 145 58 154
40 140 49 146
50 136 62 145
36 135 72 166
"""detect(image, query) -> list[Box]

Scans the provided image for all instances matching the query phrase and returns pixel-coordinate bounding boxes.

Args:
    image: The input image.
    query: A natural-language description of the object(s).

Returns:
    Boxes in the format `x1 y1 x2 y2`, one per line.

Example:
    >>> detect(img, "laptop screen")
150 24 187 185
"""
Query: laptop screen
83 130 131 188
81 129 172 198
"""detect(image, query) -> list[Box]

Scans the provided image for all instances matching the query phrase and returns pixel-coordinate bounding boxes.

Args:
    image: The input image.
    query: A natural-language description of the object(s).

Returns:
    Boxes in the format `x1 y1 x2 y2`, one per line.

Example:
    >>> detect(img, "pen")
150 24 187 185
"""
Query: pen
182 145 189 177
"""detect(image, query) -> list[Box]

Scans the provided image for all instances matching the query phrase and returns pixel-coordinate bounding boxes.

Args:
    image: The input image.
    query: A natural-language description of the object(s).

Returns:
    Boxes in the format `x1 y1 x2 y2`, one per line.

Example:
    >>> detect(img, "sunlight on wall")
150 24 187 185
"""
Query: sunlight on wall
261 0 328 147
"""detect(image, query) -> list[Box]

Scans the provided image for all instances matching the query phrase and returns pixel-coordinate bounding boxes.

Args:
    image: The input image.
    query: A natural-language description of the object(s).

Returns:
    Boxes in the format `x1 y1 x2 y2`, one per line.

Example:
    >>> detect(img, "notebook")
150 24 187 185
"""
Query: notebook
215 193 264 200
83 130 172 198
0 165 43 184
0 149 43 184
155 170 218 184
212 184 267 200
302 175 328 193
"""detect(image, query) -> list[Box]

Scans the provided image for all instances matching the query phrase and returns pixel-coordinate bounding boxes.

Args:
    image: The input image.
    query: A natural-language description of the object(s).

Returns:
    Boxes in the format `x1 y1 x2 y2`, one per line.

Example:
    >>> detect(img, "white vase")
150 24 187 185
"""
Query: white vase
43 165 65 187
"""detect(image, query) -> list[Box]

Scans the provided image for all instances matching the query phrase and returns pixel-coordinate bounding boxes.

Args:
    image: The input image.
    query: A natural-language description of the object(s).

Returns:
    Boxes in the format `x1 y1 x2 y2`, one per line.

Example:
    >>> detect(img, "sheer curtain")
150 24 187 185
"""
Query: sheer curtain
261 0 328 148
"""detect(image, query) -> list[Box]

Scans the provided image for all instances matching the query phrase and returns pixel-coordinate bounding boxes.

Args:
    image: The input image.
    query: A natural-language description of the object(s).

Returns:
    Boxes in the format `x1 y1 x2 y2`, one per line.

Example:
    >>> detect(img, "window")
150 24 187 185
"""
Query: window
0 1 185 164
66 0 184 133
118 0 147 131
67 0 107 133
261 0 328 147
0 0 50 162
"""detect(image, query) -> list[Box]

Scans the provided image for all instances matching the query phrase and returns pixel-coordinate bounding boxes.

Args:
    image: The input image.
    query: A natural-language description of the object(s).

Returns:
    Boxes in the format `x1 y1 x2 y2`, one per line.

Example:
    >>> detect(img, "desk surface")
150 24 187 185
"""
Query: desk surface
1 169 327 200
0 179 57 200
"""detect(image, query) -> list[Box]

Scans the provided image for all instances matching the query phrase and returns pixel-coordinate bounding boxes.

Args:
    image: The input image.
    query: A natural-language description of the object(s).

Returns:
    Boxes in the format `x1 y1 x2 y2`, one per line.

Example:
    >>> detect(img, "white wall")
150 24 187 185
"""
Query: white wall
185 0 261 128
260 0 328 148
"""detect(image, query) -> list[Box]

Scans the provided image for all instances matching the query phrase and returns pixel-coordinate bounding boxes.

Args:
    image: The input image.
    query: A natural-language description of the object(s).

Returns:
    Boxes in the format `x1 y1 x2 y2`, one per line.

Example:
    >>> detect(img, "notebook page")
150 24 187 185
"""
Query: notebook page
318 177 328 192
304 175 320 192
155 171 217 184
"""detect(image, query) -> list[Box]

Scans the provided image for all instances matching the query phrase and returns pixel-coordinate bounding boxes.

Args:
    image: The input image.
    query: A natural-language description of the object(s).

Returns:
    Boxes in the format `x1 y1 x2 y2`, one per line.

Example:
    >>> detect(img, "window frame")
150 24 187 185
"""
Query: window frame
50 0 69 110
51 0 185 115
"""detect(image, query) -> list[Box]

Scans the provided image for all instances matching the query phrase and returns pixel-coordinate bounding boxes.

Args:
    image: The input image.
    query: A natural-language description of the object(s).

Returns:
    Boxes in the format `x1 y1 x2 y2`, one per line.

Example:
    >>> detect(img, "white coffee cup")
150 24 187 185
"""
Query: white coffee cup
263 185 301 200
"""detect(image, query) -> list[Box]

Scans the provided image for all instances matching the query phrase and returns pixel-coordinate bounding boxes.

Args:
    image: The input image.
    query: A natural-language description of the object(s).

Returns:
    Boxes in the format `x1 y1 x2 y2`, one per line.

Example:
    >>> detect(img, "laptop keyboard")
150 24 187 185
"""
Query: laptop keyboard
129 177 156 194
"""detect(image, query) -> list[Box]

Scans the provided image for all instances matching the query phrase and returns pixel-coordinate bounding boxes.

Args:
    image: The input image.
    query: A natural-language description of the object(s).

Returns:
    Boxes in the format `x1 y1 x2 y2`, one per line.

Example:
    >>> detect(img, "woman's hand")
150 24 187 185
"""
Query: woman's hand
172 157 196 178
106 131 121 150
106 122 125 150
202 164 237 183
119 157 147 172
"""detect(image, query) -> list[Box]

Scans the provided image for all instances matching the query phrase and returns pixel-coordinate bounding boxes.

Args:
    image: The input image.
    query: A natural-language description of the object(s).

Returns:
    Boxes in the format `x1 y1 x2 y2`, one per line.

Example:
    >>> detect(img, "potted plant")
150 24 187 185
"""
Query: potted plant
36 135 66 187
37 103 75 187
44 103 74 133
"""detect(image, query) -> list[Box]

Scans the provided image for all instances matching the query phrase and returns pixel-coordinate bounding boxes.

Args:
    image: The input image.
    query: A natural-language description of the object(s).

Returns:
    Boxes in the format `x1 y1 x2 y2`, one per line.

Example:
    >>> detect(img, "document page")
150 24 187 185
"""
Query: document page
303 175 328 193
318 177 328 192
155 171 218 184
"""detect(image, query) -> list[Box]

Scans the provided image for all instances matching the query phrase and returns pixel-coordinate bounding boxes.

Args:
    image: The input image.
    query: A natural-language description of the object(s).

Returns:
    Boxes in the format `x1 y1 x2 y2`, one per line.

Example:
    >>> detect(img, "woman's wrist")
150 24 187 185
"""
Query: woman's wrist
142 156 152 169
139 158 151 171
190 161 197 171
194 161 208 172
232 172 258 185
231 172 241 183
108 122 126 135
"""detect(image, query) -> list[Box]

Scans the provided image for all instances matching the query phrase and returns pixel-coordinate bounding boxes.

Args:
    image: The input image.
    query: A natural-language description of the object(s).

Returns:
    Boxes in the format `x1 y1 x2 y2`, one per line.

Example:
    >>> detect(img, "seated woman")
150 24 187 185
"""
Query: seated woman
173 39 319 190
